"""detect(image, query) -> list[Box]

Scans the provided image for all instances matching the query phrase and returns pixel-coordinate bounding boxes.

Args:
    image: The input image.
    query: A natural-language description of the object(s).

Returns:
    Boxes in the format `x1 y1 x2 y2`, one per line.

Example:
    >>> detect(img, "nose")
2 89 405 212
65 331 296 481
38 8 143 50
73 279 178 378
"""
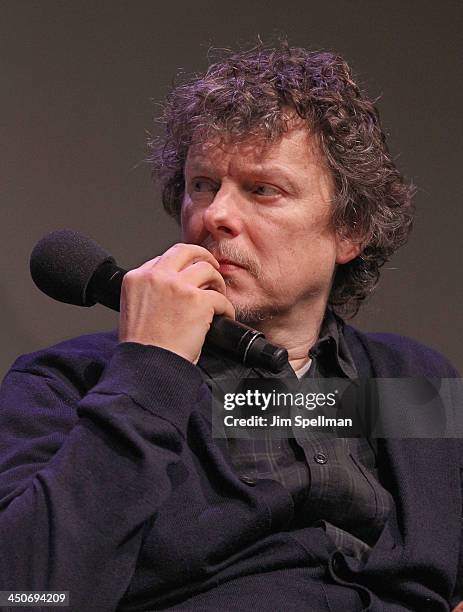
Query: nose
203 182 243 239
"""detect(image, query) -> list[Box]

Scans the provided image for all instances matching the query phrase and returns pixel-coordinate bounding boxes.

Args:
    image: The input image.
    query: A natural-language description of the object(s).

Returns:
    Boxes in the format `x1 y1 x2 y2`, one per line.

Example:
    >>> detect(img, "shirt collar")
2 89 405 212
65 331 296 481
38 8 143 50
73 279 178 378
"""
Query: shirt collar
308 308 358 380
197 308 358 381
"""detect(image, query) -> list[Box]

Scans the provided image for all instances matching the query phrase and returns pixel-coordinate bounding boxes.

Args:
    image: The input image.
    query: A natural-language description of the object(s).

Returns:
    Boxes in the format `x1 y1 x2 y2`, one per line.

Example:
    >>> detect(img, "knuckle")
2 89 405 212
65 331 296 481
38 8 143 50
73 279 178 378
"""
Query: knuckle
133 267 167 290
190 292 203 307
158 272 177 290
170 278 196 299
122 269 139 288
170 242 184 251
171 242 195 253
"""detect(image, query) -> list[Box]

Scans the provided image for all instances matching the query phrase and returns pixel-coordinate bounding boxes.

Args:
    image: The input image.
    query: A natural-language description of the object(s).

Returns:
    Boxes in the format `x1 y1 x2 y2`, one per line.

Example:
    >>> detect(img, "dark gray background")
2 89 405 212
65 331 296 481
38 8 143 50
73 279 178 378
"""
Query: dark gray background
1 0 462 380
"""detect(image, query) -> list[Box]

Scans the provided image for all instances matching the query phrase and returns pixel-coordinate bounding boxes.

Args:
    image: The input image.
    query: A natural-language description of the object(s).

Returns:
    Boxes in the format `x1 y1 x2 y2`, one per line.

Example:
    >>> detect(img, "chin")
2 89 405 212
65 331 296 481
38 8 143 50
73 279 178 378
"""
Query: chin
225 282 282 323
230 299 279 324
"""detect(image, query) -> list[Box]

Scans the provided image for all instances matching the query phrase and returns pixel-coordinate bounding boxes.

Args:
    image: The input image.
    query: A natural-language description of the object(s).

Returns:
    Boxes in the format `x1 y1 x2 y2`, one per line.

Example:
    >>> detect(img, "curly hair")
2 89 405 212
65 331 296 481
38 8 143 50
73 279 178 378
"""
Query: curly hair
148 41 415 317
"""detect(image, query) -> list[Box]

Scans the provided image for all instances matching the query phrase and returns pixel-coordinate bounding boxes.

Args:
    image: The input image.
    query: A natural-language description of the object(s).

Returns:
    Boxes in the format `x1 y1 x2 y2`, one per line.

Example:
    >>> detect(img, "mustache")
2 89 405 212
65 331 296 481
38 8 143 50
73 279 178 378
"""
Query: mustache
201 238 261 278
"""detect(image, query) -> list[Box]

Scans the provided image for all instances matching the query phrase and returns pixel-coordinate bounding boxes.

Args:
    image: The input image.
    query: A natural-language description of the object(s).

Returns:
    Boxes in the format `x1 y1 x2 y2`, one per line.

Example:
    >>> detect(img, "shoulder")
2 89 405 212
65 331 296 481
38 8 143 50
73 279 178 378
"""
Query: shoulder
343 324 459 378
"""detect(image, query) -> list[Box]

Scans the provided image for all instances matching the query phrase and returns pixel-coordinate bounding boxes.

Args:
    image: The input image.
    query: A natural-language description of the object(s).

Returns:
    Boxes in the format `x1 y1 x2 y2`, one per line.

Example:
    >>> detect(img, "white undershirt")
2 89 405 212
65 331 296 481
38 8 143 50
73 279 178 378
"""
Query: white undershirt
293 358 312 379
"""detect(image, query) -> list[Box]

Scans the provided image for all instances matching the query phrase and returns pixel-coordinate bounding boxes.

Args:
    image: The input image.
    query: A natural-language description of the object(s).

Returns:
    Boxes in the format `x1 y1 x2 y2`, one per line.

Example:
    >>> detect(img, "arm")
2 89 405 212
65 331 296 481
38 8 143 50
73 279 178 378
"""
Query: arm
0 342 206 611
0 243 233 610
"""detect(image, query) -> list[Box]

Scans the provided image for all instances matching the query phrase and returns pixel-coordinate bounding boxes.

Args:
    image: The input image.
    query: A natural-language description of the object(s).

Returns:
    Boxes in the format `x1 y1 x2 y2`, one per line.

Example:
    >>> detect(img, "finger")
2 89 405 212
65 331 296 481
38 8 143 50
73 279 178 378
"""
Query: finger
203 290 236 321
157 243 220 272
180 262 227 294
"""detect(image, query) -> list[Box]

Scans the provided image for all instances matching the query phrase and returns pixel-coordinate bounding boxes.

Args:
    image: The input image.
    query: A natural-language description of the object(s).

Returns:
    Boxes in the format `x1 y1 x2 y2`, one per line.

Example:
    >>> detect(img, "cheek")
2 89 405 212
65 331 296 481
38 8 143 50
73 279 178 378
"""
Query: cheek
281 234 338 278
180 201 201 242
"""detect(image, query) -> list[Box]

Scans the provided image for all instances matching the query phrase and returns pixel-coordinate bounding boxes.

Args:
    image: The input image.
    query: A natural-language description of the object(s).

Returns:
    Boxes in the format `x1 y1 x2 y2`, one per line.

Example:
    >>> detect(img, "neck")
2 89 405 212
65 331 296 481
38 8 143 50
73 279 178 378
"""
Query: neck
242 300 328 372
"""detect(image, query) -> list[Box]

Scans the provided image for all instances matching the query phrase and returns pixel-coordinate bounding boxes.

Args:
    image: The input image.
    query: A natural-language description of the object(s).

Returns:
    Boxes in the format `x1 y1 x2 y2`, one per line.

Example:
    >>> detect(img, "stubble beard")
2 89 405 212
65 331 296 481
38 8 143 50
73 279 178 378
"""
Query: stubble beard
224 276 280 325
201 237 279 324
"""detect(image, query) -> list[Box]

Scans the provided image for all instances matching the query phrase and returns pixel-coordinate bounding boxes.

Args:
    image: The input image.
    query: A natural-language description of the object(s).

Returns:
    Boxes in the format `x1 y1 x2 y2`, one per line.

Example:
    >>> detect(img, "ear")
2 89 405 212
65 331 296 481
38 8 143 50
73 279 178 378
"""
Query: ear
335 235 362 265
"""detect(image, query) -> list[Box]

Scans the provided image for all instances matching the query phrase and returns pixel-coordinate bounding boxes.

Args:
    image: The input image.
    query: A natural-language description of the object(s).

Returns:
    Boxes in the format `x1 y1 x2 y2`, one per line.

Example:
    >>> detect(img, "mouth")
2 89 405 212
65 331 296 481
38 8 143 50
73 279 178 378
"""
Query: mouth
216 259 246 273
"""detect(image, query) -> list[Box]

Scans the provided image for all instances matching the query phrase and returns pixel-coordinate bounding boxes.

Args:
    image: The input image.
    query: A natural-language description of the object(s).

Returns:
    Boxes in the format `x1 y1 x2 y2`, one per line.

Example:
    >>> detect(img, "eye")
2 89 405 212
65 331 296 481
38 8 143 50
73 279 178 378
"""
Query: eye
191 178 217 193
253 184 280 197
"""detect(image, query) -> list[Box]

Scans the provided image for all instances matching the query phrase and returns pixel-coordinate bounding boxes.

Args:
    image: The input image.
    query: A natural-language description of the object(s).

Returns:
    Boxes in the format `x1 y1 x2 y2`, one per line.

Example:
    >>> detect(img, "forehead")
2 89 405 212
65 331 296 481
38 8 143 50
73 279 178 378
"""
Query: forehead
184 126 328 178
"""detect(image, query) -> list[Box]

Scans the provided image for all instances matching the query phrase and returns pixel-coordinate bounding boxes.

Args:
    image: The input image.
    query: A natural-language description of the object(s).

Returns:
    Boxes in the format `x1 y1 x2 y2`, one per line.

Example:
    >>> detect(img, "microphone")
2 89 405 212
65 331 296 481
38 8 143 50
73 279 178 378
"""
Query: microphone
30 229 289 373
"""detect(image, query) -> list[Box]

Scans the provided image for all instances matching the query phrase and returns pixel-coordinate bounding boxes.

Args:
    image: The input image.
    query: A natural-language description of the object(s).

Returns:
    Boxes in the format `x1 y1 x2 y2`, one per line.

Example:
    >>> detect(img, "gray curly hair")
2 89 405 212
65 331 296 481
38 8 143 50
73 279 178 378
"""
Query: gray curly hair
148 41 415 317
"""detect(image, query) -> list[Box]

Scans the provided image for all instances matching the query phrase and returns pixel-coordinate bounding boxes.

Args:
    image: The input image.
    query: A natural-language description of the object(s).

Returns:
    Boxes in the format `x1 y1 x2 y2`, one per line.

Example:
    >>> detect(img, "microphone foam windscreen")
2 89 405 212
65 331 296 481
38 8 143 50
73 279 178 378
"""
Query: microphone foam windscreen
30 229 115 306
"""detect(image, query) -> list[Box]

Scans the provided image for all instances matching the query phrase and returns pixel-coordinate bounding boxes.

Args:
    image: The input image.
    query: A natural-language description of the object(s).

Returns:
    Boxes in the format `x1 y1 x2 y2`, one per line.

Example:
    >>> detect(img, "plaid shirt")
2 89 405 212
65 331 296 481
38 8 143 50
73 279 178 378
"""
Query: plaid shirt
198 309 394 561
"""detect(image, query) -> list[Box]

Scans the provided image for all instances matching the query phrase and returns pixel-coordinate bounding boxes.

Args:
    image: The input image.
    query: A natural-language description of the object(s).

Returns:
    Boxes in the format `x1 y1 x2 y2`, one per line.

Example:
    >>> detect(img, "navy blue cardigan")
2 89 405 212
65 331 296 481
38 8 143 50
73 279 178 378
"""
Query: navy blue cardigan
0 326 460 611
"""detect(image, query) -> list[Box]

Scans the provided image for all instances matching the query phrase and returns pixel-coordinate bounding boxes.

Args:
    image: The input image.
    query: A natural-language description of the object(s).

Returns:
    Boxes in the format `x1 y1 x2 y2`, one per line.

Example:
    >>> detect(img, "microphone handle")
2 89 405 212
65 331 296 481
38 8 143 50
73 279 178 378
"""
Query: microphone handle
86 262 288 373
86 261 125 310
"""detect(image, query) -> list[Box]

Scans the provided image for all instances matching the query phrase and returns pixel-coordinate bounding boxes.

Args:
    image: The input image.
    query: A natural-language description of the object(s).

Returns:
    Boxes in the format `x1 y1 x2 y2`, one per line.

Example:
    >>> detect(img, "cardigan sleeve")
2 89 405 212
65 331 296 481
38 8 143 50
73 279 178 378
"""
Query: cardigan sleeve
0 341 206 611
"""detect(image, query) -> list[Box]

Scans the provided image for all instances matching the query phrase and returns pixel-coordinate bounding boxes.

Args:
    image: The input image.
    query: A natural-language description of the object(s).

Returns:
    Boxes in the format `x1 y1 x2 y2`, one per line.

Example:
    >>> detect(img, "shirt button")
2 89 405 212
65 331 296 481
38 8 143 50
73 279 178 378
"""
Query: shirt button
314 452 328 464
239 474 257 486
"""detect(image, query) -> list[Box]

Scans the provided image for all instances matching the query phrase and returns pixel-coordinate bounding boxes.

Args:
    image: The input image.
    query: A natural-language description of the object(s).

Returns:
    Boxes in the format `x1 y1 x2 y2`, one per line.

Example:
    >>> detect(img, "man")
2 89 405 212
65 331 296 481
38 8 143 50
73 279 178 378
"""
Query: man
0 43 461 611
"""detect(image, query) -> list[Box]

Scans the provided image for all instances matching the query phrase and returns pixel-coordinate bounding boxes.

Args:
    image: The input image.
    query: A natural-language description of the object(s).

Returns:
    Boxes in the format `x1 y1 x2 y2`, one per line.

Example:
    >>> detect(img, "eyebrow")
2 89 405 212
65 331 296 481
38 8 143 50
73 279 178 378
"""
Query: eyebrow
185 161 300 190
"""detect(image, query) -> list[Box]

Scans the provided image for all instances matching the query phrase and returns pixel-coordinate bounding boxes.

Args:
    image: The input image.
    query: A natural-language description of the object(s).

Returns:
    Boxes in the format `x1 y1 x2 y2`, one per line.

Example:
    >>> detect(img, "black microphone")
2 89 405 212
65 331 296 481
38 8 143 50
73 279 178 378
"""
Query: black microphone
30 229 289 373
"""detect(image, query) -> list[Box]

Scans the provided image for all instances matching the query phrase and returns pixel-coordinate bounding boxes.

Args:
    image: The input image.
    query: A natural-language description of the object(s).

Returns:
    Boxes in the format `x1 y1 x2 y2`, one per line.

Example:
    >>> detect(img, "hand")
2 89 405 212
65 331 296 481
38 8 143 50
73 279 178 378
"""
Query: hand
118 243 235 363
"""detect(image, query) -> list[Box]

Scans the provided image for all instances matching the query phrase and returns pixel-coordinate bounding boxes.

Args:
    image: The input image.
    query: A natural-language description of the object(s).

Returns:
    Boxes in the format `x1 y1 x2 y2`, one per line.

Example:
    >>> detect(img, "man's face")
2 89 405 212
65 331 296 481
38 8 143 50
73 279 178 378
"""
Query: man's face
181 125 358 322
